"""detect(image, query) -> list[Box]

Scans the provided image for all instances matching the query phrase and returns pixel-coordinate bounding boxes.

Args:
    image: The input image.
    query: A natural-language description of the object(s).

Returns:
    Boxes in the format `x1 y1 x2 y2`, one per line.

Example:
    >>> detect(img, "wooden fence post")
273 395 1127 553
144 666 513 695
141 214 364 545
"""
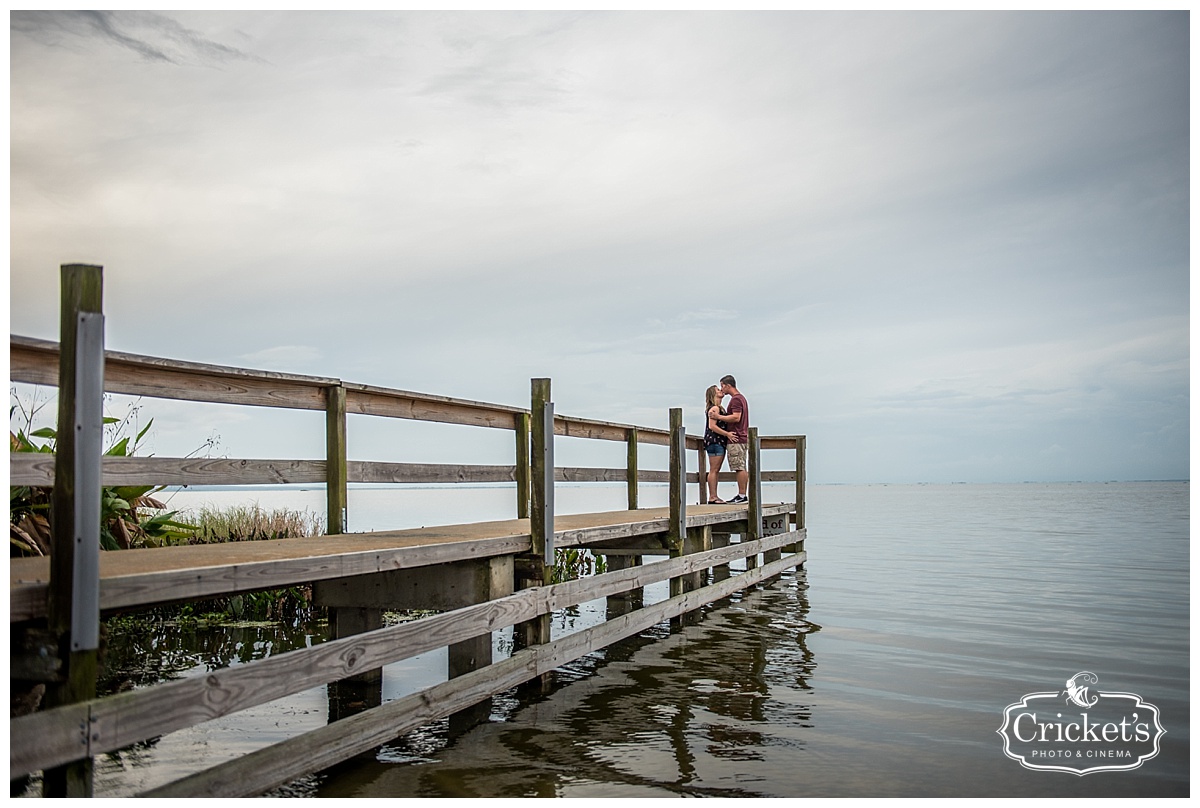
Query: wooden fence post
797 435 806 530
744 427 762 572
531 378 554 569
515 378 553 690
44 264 104 797
787 435 806 554
325 383 347 535
756 429 782 579
446 556 510 736
667 408 686 553
326 607 384 723
515 411 530 519
626 427 639 510
668 408 699 626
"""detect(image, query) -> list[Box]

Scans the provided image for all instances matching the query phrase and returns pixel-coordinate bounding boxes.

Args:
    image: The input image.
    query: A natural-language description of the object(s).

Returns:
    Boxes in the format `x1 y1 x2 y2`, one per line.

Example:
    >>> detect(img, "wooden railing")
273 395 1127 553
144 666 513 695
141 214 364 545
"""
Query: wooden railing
11 520 802 795
9 263 807 797
10 333 806 521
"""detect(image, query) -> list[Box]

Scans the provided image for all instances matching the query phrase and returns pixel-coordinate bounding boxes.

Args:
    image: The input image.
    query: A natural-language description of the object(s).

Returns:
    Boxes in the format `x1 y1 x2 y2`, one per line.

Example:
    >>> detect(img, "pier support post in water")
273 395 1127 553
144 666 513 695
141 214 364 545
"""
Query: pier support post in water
605 554 644 617
711 532 732 582
326 607 384 724
446 557 512 736
44 264 105 797
314 556 514 735
673 525 711 629
608 424 643 619
515 378 553 692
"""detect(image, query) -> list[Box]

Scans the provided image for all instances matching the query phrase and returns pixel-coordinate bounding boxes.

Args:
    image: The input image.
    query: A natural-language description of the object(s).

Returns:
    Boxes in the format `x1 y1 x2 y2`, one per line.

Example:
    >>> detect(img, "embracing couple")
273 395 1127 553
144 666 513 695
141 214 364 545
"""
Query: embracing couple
703 375 749 505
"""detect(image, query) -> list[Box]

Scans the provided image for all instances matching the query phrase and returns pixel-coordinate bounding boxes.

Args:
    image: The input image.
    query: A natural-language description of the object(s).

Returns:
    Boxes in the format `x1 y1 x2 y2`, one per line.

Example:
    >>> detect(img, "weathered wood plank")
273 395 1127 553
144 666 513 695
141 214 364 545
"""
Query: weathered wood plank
344 384 524 430
9 455 690 487
349 461 515 485
550 413 673 446
343 384 680 444
367 464 632 486
9 702 88 782
760 434 805 450
9 456 378 487
590 547 668 556
11 336 334 410
557 466 626 483
9 454 330 487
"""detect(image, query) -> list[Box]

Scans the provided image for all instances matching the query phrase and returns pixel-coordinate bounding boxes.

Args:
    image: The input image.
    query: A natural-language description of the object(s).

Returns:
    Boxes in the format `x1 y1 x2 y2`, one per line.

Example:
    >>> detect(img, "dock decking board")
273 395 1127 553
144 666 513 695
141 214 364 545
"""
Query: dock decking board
10 503 792 622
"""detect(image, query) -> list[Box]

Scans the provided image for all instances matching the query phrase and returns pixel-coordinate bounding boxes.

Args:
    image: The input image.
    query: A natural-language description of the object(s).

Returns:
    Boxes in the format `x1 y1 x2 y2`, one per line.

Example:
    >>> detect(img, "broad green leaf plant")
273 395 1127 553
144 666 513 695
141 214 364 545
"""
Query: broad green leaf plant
10 395 196 556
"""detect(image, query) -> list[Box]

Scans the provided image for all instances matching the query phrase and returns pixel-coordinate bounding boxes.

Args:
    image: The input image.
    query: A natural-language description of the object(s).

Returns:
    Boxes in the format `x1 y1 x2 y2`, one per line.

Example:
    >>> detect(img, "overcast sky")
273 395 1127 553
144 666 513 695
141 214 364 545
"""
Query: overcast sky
9 11 1190 484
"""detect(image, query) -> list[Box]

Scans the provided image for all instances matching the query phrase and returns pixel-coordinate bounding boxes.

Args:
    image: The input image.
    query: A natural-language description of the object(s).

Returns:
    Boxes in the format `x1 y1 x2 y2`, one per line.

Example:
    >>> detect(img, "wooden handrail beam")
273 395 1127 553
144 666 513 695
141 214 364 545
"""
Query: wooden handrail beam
11 454 796 488
12 335 687 443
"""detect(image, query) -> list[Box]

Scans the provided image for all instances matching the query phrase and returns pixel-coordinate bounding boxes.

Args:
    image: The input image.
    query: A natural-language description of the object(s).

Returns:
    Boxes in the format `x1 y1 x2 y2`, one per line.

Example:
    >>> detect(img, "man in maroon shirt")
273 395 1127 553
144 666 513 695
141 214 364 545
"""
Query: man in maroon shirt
719 375 749 503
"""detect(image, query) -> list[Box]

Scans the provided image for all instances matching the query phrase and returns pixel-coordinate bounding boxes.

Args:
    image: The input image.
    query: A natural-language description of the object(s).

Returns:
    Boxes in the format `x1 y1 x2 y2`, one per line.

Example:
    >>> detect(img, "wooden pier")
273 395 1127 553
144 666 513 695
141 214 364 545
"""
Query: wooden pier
9 265 807 797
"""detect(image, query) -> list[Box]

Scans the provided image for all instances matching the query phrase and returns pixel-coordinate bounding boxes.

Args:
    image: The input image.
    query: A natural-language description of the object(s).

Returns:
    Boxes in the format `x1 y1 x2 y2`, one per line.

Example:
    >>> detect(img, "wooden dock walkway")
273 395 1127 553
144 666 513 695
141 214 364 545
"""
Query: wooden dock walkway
10 503 793 622
10 265 808 797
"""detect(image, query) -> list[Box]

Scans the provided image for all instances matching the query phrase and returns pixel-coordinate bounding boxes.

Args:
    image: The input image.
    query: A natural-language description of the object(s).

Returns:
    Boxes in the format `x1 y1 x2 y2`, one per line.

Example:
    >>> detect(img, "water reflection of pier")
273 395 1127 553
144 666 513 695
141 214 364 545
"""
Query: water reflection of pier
11 265 808 797
318 569 819 798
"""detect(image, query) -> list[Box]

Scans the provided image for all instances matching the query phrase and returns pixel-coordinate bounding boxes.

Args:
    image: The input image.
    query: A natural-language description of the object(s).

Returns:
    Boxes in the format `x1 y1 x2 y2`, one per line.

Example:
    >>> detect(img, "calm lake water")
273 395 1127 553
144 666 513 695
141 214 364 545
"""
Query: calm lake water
42 481 1189 798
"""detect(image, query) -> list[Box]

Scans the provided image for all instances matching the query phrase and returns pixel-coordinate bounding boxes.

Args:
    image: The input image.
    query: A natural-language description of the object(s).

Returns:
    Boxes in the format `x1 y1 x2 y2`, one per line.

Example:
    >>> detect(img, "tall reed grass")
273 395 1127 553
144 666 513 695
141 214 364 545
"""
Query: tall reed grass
183 504 324 544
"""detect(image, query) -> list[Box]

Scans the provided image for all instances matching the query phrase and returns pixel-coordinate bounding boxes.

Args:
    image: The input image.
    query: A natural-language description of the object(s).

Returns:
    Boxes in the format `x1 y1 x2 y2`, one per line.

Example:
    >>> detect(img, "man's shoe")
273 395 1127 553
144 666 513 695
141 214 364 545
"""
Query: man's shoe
730 494 748 504
709 498 727 504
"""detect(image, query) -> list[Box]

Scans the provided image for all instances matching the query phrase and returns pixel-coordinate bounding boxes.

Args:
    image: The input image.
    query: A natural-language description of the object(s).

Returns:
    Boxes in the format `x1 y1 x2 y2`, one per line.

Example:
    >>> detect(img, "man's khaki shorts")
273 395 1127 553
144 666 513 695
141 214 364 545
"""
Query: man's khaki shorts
727 442 747 472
